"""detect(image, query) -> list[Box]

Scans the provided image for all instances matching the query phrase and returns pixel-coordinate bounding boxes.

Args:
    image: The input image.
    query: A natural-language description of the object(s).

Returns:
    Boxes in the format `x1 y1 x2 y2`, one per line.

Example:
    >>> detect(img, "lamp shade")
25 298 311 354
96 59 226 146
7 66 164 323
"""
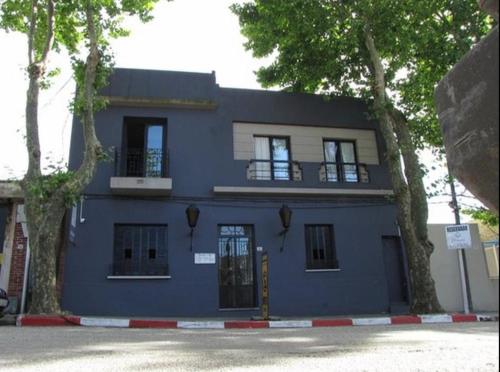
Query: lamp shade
186 205 200 228
279 204 292 229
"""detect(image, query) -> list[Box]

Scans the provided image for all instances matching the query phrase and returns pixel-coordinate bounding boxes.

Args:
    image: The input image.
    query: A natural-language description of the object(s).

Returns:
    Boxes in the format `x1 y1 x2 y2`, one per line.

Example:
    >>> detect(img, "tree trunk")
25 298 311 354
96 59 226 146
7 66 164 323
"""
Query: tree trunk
27 199 66 314
363 24 442 314
390 109 442 313
391 109 432 248
21 0 102 314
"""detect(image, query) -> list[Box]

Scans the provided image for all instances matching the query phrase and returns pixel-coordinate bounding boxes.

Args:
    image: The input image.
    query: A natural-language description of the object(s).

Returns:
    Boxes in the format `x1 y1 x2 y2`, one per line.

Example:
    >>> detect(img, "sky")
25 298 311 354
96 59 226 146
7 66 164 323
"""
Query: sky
0 0 462 224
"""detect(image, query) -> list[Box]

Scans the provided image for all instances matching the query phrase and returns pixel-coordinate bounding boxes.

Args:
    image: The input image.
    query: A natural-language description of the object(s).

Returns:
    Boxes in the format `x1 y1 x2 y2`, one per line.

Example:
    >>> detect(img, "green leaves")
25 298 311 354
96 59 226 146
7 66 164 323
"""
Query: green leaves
232 0 492 149
1 0 162 93
27 170 79 207
463 207 499 227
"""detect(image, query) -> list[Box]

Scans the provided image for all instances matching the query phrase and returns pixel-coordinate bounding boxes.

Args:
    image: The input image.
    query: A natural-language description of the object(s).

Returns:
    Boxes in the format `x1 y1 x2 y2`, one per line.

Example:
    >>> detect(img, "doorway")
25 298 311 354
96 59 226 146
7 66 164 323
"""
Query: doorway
381 236 408 311
122 117 167 177
218 225 256 309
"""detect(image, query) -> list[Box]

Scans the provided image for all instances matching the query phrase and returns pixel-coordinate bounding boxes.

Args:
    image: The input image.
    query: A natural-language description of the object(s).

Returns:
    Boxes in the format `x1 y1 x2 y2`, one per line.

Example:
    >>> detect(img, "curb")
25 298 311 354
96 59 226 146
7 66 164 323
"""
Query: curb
16 313 498 329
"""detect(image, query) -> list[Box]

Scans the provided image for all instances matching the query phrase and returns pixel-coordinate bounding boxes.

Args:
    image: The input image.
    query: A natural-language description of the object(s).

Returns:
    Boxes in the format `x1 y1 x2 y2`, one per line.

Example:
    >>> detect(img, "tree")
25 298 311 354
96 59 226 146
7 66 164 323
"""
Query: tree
231 0 489 313
394 2 496 224
0 0 163 314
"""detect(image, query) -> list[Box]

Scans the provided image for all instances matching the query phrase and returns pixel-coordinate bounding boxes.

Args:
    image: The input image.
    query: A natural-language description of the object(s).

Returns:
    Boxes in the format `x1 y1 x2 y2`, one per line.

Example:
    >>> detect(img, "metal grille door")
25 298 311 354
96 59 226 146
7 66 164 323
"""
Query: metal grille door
218 226 256 309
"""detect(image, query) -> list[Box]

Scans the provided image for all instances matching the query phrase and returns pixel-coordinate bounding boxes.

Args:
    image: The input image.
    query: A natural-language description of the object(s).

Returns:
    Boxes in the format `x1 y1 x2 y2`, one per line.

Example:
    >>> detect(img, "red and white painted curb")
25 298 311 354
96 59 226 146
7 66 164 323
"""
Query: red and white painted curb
16 313 497 329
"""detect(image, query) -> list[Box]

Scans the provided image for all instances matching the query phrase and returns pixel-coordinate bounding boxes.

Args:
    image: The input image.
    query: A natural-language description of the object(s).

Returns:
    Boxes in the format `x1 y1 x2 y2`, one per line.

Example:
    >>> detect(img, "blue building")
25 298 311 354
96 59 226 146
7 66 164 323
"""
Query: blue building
62 68 409 317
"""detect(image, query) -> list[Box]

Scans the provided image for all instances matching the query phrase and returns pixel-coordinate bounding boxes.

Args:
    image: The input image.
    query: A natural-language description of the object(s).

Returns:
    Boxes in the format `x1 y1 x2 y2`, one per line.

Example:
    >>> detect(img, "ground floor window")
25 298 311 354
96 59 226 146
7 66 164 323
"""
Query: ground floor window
112 224 168 276
305 225 338 270
218 225 256 309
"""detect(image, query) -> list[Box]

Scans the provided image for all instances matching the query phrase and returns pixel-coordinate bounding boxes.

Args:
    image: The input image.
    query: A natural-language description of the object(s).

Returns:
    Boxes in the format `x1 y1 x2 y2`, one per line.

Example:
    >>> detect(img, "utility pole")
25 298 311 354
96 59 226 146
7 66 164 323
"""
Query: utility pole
448 171 473 314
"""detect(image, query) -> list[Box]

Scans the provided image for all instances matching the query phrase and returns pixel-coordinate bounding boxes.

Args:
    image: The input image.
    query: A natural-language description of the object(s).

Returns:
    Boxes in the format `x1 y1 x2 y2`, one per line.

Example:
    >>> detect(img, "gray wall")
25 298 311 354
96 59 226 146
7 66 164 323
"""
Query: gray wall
429 224 499 312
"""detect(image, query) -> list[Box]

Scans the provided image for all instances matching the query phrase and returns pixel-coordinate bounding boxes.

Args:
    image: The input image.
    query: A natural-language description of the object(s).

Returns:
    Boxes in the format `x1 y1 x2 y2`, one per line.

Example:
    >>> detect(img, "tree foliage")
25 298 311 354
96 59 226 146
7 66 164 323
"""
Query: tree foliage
395 2 492 148
463 207 500 227
232 1 491 147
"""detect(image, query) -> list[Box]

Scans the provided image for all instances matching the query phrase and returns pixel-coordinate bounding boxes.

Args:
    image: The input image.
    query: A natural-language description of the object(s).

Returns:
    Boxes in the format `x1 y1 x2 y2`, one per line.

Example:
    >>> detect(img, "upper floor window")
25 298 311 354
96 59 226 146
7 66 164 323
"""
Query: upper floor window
120 117 167 178
305 225 339 270
253 136 292 180
112 224 168 276
323 139 359 182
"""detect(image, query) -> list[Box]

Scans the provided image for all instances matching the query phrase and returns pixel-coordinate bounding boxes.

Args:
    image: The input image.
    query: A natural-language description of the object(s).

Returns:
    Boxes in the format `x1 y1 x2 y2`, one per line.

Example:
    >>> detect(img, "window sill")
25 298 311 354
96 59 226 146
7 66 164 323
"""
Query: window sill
305 269 341 273
107 275 171 280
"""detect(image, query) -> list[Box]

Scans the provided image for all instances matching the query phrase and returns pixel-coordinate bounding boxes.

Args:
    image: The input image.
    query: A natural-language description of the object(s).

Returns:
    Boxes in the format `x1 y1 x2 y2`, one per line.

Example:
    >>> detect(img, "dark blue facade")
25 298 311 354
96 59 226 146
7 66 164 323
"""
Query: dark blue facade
62 68 403 317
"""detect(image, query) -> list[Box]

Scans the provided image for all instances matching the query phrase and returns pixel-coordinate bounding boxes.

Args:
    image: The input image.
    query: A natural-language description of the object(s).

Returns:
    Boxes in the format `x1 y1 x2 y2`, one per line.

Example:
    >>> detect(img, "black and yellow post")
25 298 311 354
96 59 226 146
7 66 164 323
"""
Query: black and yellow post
261 252 269 320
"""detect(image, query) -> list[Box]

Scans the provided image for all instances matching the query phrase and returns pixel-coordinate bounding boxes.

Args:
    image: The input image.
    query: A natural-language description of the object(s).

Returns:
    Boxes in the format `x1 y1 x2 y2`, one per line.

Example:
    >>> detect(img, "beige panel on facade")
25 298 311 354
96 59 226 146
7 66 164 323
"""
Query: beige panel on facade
233 123 380 164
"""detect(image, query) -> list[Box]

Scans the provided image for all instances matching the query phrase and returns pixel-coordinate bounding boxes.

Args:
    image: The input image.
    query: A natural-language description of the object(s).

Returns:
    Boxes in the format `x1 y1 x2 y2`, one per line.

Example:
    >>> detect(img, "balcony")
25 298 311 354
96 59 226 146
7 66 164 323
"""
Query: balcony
214 160 392 197
110 148 172 196
246 160 303 181
319 162 370 183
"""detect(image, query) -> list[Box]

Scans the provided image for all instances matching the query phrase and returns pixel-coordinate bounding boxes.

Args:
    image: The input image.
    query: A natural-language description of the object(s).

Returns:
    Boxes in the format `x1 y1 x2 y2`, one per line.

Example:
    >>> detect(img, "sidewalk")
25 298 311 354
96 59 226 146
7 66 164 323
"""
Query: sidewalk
15 312 499 329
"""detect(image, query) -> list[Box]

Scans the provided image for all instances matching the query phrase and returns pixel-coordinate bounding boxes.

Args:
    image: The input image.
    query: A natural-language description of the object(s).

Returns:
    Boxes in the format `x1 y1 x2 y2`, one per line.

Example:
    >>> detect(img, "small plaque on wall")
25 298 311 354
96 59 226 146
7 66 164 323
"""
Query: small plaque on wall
194 253 216 264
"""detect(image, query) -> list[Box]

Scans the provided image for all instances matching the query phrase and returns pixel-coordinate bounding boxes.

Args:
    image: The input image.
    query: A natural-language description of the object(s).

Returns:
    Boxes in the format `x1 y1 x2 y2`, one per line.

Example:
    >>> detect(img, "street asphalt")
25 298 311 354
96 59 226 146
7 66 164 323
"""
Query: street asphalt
0 322 498 371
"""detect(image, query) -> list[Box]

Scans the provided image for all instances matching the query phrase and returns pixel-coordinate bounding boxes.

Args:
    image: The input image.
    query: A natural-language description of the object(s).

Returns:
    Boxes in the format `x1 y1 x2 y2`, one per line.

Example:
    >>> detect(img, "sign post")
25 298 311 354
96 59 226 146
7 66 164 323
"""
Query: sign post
445 224 472 314
261 252 269 320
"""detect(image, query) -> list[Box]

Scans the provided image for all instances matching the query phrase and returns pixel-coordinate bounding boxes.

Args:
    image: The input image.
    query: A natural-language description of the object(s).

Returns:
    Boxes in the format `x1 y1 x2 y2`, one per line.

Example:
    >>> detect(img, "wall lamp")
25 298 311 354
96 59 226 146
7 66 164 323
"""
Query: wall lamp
186 204 200 251
279 204 292 252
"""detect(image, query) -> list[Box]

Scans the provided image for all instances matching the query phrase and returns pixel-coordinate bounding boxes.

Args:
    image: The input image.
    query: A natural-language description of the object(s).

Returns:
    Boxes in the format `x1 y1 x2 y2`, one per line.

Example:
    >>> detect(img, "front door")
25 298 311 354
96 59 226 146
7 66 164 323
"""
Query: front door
382 236 408 309
218 225 256 309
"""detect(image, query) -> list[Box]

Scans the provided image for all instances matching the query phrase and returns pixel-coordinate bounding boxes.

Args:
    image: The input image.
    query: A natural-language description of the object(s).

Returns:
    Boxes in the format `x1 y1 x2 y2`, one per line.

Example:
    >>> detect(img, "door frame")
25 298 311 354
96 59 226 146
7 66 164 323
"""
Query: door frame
217 224 258 310
381 235 410 308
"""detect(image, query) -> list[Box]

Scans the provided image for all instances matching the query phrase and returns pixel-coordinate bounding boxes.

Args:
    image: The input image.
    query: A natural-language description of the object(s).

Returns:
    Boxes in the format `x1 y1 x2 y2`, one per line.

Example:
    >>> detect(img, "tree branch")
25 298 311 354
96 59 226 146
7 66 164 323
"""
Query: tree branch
27 0 38 65
40 0 55 64
65 0 103 194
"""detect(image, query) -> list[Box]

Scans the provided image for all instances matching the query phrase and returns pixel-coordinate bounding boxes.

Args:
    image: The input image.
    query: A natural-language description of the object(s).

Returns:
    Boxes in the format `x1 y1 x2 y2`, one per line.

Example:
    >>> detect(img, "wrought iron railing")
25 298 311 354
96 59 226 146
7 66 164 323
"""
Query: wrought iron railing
114 147 168 178
319 162 370 183
246 159 303 181
110 261 169 276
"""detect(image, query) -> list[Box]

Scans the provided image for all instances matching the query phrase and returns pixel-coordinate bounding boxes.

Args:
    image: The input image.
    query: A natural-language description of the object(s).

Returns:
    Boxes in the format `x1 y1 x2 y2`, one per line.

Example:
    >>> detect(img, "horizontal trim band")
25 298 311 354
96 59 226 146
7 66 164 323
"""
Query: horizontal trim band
213 186 394 196
102 95 218 110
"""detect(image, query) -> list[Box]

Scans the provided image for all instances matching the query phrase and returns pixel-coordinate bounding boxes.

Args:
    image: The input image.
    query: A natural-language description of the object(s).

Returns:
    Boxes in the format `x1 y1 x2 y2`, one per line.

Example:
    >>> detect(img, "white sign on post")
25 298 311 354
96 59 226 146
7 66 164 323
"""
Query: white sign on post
445 225 472 250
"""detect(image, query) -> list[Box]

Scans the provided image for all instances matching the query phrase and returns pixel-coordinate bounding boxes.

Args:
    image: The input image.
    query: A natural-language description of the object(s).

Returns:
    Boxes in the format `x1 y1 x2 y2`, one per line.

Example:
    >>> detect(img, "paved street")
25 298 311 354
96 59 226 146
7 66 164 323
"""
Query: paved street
0 322 498 371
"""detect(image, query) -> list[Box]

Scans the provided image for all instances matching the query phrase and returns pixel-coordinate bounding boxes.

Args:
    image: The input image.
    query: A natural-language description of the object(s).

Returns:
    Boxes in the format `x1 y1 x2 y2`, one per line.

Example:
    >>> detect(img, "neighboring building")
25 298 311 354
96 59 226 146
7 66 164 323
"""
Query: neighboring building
0 182 28 313
62 68 406 318
429 224 499 313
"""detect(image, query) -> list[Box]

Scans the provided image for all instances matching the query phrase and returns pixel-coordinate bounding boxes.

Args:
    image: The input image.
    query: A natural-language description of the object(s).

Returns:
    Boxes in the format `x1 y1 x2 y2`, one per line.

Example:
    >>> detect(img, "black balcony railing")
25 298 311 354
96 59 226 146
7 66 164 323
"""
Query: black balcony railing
110 261 169 276
319 162 370 183
247 159 303 181
115 147 168 178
